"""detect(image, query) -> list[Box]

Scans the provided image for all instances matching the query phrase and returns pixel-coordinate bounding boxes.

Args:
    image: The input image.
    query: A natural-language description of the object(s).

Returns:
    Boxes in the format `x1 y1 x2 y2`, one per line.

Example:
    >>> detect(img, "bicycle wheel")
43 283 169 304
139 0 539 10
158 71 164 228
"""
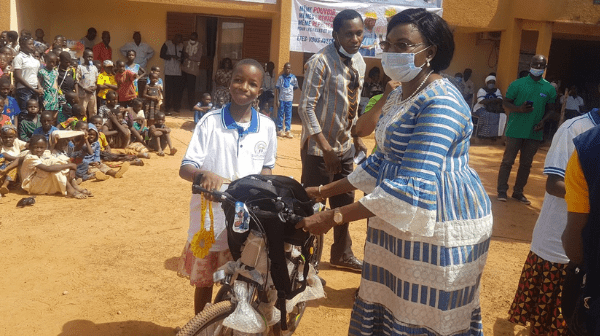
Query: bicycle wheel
176 301 235 336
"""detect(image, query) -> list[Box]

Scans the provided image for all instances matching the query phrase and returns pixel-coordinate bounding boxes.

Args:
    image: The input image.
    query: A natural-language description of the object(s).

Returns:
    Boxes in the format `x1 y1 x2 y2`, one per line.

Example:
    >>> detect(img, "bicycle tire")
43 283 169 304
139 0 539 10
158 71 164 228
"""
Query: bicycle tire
176 301 235 336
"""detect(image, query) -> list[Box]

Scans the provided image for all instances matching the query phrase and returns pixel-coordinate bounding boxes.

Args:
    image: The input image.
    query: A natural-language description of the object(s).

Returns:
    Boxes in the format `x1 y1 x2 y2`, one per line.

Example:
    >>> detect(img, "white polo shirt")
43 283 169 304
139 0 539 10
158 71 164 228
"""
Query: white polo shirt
182 105 277 251
530 109 600 264
560 95 585 112
13 52 41 89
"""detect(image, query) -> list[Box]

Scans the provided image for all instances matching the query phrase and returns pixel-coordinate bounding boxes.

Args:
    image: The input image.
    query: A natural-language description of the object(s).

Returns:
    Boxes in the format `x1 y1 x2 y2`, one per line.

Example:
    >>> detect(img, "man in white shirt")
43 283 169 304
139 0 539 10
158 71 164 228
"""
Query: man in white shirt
181 32 203 110
80 28 97 51
120 31 154 69
560 85 585 121
160 34 183 114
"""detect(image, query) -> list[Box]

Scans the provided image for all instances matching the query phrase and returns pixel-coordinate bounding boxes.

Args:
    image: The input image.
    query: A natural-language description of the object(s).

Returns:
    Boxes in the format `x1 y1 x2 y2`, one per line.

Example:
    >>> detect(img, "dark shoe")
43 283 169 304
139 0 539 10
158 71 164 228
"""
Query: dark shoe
330 256 363 272
497 192 507 202
512 193 531 205
318 276 327 287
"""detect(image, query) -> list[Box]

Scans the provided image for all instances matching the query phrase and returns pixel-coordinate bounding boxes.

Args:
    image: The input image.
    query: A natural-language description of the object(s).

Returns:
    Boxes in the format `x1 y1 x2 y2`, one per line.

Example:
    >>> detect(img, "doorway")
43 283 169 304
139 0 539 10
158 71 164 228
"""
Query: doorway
167 12 272 108
547 38 600 109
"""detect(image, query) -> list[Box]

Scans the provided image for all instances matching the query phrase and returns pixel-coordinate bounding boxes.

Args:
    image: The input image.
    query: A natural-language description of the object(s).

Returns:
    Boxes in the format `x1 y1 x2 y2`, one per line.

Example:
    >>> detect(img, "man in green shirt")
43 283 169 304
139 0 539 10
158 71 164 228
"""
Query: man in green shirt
497 54 556 204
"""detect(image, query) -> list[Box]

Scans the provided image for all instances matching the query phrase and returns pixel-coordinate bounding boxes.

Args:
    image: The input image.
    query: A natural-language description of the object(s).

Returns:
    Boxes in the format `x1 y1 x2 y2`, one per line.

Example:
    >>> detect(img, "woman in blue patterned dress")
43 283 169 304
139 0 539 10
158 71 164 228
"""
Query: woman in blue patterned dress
297 9 493 336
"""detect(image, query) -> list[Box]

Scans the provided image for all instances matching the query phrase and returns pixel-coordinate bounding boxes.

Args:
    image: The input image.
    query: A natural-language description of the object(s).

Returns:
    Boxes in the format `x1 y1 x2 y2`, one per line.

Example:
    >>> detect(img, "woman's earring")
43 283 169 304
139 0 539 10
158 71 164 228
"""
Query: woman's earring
426 59 431 67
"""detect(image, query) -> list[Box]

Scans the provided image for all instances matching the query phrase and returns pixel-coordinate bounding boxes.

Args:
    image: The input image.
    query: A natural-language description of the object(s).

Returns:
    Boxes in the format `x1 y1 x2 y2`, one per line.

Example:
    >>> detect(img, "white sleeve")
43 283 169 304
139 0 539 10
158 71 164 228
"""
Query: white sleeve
475 88 486 103
544 124 574 177
262 121 277 169
181 118 211 169
12 54 23 70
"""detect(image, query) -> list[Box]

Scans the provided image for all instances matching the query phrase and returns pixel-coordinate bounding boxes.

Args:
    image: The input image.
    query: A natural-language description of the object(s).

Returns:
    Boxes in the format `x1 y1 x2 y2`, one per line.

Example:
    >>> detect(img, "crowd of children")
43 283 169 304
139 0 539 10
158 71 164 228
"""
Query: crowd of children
0 29 178 200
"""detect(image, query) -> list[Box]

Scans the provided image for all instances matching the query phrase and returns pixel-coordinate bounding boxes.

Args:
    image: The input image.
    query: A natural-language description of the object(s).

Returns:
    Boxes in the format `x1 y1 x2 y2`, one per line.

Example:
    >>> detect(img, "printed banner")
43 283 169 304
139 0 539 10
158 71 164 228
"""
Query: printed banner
290 0 443 57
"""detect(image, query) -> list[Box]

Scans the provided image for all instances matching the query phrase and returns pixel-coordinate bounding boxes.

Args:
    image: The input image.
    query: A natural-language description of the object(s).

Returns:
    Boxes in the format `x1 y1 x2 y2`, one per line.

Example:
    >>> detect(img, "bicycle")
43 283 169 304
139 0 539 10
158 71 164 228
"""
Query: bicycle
177 174 324 336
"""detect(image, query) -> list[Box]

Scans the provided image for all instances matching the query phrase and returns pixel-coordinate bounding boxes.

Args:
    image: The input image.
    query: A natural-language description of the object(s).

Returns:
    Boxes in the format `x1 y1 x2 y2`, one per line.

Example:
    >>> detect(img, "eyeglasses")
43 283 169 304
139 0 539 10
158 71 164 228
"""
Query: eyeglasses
379 41 426 53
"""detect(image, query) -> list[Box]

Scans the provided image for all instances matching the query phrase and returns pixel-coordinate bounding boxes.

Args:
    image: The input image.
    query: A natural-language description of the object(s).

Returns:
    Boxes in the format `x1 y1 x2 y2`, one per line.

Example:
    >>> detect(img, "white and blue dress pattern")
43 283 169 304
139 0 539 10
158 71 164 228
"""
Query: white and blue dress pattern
347 79 493 335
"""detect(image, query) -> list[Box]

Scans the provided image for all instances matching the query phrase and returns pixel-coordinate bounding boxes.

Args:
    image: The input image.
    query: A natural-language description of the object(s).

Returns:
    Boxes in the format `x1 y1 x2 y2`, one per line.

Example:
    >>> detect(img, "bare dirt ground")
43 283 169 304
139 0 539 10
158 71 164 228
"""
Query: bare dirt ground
0 112 546 335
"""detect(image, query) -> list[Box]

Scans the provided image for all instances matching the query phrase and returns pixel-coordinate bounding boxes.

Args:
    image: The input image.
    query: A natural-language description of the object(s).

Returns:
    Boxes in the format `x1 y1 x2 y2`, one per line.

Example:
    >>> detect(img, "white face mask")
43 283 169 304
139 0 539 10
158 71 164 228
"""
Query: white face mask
381 47 429 83
338 45 356 58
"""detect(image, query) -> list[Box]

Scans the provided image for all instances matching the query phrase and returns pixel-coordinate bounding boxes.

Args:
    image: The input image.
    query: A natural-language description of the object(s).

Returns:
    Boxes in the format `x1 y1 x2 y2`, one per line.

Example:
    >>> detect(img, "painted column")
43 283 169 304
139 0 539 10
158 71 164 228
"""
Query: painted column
496 19 522 93
271 0 292 72
0 0 14 31
535 21 553 63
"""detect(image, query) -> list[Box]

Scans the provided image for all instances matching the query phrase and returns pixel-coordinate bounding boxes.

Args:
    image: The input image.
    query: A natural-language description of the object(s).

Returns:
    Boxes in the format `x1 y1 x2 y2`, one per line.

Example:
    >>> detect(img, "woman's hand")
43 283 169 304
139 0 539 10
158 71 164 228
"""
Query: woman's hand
295 210 335 235
306 186 324 202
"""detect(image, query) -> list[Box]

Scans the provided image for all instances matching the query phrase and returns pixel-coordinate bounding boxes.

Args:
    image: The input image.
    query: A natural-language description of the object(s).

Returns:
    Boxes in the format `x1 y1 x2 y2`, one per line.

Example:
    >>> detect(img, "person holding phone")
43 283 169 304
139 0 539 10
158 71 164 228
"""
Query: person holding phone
497 54 557 204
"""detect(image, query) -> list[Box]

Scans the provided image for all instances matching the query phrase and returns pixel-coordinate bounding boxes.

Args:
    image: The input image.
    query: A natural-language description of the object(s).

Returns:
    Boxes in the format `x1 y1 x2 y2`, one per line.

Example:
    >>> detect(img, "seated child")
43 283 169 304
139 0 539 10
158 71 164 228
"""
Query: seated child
149 112 176 156
0 150 19 196
18 98 41 142
59 104 86 130
98 90 119 122
132 114 149 144
89 115 144 165
144 72 163 126
79 123 129 181
0 124 22 196
58 91 79 125
1 77 20 129
102 108 131 149
20 134 89 199
33 111 58 142
126 98 146 143
1 124 27 161
193 92 213 124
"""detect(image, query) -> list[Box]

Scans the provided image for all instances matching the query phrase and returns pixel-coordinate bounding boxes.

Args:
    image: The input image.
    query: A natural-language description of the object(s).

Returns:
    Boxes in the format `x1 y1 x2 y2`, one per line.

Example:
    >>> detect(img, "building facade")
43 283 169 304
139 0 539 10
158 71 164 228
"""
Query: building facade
3 0 600 105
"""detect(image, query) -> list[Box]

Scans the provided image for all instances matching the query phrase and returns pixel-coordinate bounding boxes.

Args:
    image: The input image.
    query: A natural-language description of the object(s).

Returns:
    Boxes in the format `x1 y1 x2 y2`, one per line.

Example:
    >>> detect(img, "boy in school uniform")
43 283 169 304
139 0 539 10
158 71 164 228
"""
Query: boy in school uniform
177 59 277 315
275 62 298 138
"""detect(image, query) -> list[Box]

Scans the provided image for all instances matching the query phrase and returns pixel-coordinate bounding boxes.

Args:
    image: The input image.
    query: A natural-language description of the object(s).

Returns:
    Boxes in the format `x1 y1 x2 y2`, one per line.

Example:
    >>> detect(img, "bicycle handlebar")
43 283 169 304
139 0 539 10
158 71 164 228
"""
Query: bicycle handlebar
191 184 231 202
192 174 306 224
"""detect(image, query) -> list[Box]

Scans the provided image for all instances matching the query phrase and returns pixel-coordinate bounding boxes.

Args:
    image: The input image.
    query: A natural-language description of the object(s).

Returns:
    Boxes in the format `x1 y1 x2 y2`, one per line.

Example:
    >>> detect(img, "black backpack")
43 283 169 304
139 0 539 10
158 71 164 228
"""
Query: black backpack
221 175 316 330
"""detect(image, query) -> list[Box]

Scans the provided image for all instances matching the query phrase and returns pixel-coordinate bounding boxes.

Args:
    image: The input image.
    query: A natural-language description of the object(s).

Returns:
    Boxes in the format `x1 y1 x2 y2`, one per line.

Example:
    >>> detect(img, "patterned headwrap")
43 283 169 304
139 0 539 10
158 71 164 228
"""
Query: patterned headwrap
1 124 17 135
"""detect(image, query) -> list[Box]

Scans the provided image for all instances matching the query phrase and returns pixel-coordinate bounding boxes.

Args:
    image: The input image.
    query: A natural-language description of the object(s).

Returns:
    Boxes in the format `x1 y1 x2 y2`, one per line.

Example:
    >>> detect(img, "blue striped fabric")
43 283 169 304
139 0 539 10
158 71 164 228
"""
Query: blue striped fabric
347 79 492 335
349 300 483 336
362 262 482 311
367 227 491 267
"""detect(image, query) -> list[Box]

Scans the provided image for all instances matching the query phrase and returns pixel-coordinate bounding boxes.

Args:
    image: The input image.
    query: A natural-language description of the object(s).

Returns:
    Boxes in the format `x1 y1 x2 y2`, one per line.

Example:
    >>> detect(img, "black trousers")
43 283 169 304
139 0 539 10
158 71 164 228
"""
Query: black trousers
301 143 355 262
182 71 197 109
164 75 183 112
497 137 541 195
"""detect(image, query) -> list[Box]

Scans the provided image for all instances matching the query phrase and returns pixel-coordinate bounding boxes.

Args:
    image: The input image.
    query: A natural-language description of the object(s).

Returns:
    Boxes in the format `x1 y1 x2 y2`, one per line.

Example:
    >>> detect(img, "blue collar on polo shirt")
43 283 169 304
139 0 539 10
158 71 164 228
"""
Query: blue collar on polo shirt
221 103 259 137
